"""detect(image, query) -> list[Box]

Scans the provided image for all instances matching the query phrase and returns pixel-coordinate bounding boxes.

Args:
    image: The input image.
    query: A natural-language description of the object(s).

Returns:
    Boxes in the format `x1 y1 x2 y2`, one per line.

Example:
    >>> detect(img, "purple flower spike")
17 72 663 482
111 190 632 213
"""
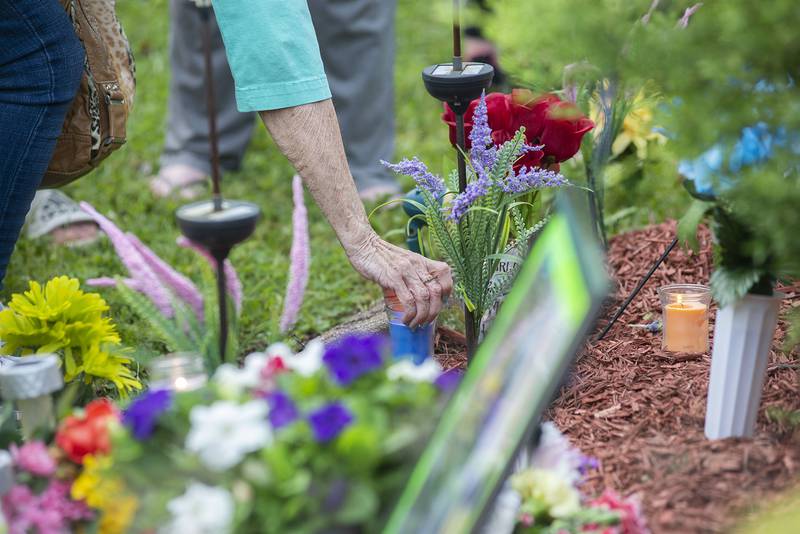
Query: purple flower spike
448 173 491 221
280 175 310 333
80 202 174 317
308 402 354 443
469 91 498 172
265 390 298 429
381 157 446 198
322 334 385 386
501 166 568 195
122 389 173 441
434 368 463 392
127 232 204 319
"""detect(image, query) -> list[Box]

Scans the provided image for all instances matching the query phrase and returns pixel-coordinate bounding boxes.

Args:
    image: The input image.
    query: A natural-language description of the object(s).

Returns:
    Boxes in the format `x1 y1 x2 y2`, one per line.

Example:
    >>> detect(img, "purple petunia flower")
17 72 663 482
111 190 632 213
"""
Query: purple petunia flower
308 402 354 443
322 334 385 386
122 389 173 440
381 157 446 198
265 390 298 429
434 368 464 392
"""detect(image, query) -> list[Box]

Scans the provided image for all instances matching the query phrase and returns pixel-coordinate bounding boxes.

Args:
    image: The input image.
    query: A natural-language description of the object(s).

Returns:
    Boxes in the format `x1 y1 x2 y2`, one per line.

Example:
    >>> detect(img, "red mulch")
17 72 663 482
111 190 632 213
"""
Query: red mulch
435 220 800 533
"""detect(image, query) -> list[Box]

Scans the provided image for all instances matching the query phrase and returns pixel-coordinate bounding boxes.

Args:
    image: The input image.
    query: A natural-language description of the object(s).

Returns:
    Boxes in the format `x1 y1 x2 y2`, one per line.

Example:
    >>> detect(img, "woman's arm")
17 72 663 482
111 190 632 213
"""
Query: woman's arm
260 100 452 328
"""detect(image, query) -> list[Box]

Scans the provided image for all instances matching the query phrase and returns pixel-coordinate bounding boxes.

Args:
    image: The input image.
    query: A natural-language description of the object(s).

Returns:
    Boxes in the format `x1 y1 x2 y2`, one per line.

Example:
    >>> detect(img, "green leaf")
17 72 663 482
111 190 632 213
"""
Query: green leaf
678 199 712 252
334 482 379 524
710 267 765 308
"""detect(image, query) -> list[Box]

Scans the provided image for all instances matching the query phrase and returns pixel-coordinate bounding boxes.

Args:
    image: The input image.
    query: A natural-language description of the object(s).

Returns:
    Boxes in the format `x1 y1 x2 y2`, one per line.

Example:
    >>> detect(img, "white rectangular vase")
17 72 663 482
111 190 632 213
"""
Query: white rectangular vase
705 292 784 439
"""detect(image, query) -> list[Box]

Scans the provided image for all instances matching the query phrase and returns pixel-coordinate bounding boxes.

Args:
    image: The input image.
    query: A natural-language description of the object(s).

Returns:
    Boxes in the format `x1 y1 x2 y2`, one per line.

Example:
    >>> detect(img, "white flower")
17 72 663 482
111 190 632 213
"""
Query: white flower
529 422 584 483
213 350 282 395
386 358 442 382
186 400 271 471
162 481 234 534
511 468 581 519
283 338 323 376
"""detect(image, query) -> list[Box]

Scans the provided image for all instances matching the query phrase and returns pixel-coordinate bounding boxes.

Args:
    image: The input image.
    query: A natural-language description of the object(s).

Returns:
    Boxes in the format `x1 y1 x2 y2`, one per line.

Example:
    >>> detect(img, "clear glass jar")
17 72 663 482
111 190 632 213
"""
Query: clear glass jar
148 352 208 391
385 293 435 364
658 284 711 353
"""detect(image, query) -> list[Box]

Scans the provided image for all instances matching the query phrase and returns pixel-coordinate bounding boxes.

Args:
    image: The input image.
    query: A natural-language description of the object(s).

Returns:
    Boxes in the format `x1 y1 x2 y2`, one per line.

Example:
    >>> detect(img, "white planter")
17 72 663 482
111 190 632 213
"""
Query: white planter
705 292 784 439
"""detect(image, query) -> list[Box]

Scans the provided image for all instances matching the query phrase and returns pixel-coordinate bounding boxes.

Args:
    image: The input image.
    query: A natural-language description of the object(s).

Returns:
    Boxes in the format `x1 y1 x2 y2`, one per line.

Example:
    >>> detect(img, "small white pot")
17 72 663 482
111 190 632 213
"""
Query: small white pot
705 291 784 439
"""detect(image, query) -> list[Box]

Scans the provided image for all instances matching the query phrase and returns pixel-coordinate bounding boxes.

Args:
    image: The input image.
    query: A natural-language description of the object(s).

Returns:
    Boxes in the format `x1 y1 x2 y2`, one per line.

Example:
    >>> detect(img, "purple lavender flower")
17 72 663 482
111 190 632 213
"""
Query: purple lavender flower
127 232 204 320
280 175 310 333
579 455 601 475
265 390 298 429
434 368 463 392
322 334 385 386
448 173 491 221
469 91 498 171
122 389 173 440
81 202 174 317
501 166 568 194
308 402 354 443
677 3 702 28
381 157 446 198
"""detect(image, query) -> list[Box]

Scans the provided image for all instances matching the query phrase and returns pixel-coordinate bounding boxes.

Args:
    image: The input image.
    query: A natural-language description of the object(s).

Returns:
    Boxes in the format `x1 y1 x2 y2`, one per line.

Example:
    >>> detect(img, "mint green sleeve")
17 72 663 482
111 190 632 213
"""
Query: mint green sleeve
211 1 331 112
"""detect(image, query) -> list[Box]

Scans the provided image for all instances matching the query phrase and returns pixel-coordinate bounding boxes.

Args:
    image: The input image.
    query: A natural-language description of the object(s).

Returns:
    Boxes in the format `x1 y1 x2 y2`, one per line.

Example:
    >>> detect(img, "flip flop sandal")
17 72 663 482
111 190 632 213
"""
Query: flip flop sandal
25 190 101 247
149 163 209 199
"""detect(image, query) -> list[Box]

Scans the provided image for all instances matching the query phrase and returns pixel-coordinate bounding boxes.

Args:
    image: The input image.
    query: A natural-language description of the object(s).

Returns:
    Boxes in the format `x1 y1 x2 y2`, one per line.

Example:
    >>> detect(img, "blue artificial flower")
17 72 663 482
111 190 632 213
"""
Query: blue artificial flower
679 122 792 198
434 368 464 392
308 402 354 443
122 389 173 441
265 390 298 429
322 334 385 386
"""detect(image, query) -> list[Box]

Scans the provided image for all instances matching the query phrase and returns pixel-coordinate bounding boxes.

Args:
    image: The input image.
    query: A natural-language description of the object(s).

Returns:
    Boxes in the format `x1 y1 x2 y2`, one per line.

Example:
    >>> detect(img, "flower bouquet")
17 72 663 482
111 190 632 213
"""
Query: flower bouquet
384 93 591 335
1 334 460 533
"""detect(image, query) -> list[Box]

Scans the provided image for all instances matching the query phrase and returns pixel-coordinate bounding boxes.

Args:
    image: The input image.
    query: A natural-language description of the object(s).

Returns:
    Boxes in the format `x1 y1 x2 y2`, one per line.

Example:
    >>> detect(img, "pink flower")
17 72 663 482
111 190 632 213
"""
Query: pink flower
80 202 174 317
10 442 56 477
2 480 92 534
589 490 650 534
279 175 310 333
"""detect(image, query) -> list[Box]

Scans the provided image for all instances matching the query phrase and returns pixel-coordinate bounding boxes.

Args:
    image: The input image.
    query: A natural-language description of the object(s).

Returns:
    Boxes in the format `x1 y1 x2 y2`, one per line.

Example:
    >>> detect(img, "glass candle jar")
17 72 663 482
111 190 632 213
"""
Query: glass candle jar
658 284 711 353
385 292 435 364
148 353 208 392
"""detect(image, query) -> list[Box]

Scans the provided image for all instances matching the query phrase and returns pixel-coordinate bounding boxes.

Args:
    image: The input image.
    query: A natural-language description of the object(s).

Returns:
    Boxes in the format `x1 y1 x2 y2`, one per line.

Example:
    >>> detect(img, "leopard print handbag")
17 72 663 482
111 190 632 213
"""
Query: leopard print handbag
42 0 136 189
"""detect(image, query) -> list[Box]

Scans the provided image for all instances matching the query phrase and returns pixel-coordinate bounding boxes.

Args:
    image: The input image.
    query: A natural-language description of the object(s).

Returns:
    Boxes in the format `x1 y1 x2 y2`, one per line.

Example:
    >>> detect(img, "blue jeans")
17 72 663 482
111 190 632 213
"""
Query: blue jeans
0 0 84 287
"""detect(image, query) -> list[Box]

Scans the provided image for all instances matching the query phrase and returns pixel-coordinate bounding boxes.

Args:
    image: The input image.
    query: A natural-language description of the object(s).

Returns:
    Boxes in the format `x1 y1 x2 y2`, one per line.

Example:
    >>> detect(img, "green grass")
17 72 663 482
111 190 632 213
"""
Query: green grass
4 2 681 358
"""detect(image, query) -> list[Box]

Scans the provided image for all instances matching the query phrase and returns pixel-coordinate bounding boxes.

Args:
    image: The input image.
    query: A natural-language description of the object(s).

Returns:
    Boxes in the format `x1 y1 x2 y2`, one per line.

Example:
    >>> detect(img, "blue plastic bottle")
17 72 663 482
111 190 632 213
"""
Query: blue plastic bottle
385 293 435 364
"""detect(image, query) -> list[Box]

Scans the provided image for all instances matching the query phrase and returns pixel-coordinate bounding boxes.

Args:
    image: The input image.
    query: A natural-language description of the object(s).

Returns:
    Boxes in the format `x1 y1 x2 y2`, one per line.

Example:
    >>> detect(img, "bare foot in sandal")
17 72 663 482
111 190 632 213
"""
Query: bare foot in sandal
149 163 208 199
26 190 100 247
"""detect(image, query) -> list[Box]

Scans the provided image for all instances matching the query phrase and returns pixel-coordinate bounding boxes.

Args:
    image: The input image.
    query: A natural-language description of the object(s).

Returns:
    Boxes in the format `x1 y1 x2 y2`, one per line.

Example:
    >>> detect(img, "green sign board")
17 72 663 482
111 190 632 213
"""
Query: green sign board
384 193 608 534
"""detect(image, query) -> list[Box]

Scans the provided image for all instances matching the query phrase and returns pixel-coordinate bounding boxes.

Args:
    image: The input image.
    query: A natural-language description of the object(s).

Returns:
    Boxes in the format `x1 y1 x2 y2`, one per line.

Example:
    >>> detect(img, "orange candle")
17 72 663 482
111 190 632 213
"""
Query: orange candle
658 285 711 354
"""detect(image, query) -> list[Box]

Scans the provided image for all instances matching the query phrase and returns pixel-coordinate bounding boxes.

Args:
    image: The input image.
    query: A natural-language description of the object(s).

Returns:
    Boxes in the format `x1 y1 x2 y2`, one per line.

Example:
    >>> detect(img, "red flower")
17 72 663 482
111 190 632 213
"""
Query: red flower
587 490 649 534
540 100 595 163
55 399 118 464
441 90 594 169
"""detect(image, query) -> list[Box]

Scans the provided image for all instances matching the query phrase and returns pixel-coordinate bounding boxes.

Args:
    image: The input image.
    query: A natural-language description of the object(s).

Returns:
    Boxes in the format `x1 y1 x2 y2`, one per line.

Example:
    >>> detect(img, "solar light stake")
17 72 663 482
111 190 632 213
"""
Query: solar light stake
422 2 494 361
176 5 261 366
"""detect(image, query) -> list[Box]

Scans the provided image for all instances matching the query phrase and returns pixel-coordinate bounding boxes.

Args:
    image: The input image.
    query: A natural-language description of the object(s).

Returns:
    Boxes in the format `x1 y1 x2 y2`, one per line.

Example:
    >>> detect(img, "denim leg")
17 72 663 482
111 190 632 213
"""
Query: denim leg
0 0 84 287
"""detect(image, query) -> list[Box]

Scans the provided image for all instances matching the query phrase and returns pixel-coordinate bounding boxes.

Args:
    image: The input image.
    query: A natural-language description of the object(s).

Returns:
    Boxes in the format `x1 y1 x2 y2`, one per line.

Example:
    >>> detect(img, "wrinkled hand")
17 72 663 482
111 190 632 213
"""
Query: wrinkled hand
347 233 453 328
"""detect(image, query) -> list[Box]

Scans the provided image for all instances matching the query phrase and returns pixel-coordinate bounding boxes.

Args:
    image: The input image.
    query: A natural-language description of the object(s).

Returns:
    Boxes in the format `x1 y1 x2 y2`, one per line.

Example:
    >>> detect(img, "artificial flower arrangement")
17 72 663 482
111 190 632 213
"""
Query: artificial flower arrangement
0 276 141 398
1 334 461 533
384 92 592 334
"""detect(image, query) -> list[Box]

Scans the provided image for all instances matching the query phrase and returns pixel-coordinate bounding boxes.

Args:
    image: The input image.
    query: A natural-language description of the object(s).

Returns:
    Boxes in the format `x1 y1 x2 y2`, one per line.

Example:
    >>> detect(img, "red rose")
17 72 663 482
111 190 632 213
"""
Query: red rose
442 92 514 148
441 90 593 168
540 100 595 163
55 398 118 464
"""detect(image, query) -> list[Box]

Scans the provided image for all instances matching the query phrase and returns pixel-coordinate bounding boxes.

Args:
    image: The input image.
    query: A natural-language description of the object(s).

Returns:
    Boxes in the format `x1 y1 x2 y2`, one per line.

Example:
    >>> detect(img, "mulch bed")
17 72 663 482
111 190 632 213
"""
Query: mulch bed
434 220 800 533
